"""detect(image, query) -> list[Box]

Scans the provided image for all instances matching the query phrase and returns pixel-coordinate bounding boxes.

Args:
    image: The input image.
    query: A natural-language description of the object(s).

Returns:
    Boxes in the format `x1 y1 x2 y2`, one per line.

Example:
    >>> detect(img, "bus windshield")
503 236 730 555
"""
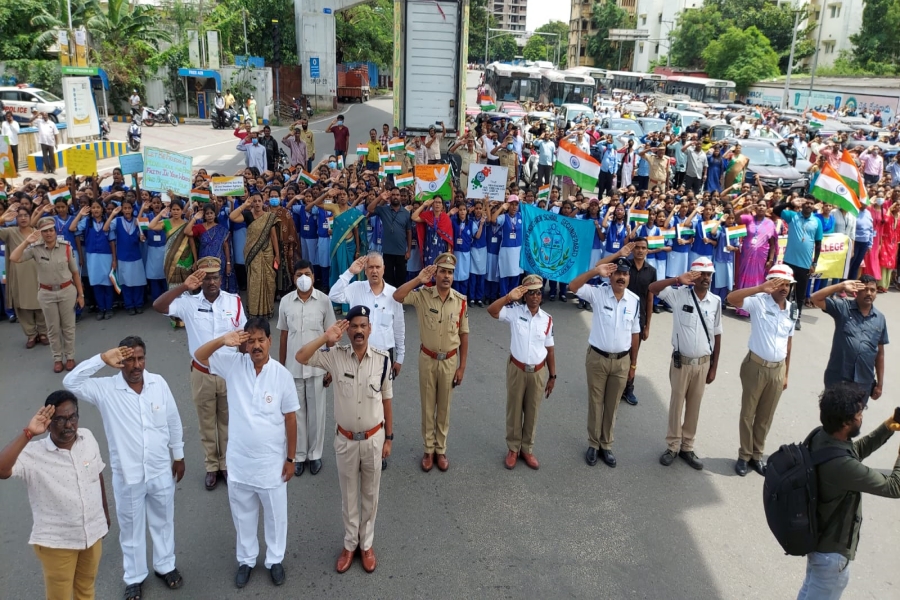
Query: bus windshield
548 83 592 106
496 76 541 102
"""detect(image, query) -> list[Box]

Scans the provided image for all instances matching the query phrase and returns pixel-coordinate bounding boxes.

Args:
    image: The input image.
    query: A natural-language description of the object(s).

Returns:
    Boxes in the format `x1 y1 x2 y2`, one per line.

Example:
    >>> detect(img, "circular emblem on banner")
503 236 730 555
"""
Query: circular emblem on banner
428 181 438 192
836 184 848 195
265 394 273 404
524 218 579 277
569 156 581 169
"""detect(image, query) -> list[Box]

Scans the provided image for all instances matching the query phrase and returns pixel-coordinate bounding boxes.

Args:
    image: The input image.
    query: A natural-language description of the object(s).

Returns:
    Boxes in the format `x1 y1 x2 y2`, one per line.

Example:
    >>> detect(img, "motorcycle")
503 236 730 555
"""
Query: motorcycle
127 122 142 152
303 96 313 118
520 147 539 192
141 97 178 127
211 107 241 129
99 117 110 141
277 148 290 172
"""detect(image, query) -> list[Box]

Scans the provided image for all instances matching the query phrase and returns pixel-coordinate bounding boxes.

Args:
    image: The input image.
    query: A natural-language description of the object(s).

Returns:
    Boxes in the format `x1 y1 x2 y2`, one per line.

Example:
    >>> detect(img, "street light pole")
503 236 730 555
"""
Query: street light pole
485 14 490 65
243 9 249 56
782 9 801 111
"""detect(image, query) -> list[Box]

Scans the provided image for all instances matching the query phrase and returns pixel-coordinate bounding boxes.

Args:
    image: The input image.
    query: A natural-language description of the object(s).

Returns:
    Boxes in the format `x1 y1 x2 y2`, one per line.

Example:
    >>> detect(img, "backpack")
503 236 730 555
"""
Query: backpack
762 427 852 556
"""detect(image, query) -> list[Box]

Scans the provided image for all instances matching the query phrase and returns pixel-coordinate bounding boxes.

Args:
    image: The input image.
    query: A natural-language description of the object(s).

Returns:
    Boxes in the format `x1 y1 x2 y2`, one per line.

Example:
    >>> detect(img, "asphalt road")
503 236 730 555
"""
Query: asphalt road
2 88 900 599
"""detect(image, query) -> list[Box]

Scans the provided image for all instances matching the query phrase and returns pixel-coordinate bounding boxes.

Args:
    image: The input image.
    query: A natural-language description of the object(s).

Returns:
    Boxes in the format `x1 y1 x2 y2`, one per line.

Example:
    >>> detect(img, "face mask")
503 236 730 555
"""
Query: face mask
506 144 514 151
296 275 312 292
876 197 885 206
269 198 280 206
328 161 336 169
252 139 258 145
337 120 344 126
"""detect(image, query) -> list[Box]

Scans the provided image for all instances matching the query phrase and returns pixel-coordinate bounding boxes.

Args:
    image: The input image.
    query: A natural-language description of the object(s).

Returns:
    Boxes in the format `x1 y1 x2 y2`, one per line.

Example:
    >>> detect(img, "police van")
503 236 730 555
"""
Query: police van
0 86 66 124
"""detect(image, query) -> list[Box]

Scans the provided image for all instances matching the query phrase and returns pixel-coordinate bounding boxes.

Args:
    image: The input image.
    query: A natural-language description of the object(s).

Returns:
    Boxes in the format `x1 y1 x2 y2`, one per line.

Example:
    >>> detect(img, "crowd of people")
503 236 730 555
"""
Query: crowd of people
1 102 899 600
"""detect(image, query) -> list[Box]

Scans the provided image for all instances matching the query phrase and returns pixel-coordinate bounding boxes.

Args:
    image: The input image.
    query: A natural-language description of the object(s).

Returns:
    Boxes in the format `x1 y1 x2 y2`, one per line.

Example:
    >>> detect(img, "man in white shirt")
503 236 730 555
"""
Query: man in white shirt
487 275 556 470
152 257 246 491
277 261 335 477
30 111 57 174
63 338 185 600
570 259 641 469
129 90 141 118
727 264 796 478
237 131 267 172
649 257 722 471
0 391 110 600
214 90 226 128
425 122 446 164
195 319 299 589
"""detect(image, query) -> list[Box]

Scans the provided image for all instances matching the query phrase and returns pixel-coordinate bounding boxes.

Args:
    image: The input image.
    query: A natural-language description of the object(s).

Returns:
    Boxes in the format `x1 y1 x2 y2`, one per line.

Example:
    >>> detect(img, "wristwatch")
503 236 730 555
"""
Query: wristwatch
548 375 557 380
285 457 295 463
385 434 394 441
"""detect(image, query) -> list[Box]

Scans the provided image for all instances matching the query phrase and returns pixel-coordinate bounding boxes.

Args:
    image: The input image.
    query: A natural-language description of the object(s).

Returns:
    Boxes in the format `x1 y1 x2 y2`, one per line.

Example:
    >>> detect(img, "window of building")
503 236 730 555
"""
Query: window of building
639 42 644 54
824 41 836 53
655 44 659 54
582 19 589 30
641 15 647 25
829 4 841 18
658 13 662 23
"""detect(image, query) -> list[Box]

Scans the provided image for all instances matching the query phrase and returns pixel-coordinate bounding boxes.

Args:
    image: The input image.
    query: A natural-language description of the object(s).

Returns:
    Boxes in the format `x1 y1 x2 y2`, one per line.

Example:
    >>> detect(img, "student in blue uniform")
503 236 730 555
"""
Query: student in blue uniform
293 191 319 279
468 200 488 306
690 203 718 265
485 203 503 302
712 211 738 304
71 200 115 320
492 195 524 296
316 203 333 291
667 202 697 277
450 203 474 297
140 196 168 303
105 200 147 314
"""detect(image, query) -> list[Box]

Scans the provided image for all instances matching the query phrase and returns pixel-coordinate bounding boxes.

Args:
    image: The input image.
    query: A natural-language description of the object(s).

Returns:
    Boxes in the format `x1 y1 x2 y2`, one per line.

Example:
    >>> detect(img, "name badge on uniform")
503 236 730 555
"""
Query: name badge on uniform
491 236 498 243
40 256 50 261
457 238 463 245
509 233 516 239
377 238 382 244
303 225 310 231
153 235 161 242
429 308 439 314
604 305 613 311
344 372 355 379
612 242 620 249
518 316 528 322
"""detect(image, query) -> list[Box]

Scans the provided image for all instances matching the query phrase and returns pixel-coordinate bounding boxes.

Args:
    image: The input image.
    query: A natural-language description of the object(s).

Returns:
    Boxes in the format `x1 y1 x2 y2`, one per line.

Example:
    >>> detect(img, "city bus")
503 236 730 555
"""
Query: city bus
539 69 596 106
605 71 667 95
565 66 612 93
482 63 543 104
663 76 737 104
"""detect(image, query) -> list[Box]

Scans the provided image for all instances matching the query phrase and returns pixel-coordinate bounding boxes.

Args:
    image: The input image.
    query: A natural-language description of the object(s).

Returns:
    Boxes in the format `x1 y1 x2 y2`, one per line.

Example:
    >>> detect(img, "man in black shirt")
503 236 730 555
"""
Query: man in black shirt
779 139 797 167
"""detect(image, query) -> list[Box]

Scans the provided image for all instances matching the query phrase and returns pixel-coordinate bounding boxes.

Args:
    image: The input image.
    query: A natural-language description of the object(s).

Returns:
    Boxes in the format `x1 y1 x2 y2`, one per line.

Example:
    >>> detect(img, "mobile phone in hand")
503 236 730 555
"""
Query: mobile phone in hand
894 406 900 423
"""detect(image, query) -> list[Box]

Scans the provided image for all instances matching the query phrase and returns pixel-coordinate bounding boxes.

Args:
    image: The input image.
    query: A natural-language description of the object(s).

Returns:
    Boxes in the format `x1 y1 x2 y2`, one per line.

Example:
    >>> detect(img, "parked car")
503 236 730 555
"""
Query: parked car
727 138 807 192
0 86 65 123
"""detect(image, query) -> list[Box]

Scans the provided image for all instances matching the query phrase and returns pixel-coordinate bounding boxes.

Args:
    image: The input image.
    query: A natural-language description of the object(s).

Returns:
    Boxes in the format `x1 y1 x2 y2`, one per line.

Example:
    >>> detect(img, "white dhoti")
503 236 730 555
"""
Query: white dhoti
334 429 384 552
227 480 288 568
295 376 326 461
112 471 176 585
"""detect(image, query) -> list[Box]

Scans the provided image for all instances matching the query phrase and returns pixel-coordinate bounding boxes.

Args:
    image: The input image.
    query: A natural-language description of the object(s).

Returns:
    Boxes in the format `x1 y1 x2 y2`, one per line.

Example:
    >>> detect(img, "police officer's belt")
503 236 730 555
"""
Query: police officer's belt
337 422 383 441
510 355 545 373
39 281 73 292
420 345 457 361
590 346 629 360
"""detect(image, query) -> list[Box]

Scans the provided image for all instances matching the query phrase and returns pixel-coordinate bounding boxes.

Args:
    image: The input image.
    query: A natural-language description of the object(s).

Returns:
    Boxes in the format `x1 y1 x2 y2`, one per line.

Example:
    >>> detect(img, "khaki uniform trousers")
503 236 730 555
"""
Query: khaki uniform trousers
190 367 229 472
418 351 457 454
738 352 786 461
334 428 384 552
17 307 47 339
506 360 547 453
34 540 102 600
38 286 77 361
665 357 710 452
585 349 630 450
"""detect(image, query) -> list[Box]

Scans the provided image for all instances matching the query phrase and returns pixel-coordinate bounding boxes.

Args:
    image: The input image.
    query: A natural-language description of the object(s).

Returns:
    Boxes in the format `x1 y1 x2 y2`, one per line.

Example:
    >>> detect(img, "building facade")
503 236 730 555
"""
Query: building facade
568 0 638 67
493 0 529 33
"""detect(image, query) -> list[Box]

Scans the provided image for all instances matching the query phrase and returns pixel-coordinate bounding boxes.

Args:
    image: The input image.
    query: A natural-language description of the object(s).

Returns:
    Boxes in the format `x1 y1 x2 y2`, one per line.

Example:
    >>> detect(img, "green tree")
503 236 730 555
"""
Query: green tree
334 0 394 66
467 0 497 64
669 5 724 69
702 26 779 94
535 20 568 68
211 0 298 65
586 0 634 69
850 0 900 70
523 35 548 62
491 34 518 62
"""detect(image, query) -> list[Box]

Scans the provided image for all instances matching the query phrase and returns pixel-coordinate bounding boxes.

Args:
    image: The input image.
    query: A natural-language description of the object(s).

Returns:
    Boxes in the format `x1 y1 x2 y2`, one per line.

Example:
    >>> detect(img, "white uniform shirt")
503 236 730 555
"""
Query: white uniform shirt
1 119 20 145
498 303 554 365
167 291 246 361
329 273 406 363
657 286 723 357
276 289 336 379
11 429 108 550
209 353 300 489
35 118 57 147
576 283 641 353
743 292 795 362
63 355 184 486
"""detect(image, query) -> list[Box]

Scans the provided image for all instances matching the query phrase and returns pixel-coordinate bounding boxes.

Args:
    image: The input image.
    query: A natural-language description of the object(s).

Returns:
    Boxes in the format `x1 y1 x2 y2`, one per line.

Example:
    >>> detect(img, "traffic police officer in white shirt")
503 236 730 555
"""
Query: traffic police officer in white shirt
570 258 642 469
329 251 405 470
153 257 246 491
649 257 723 471
727 263 796 478
195 318 299 589
488 274 557 471
277 260 335 477
64 337 185 600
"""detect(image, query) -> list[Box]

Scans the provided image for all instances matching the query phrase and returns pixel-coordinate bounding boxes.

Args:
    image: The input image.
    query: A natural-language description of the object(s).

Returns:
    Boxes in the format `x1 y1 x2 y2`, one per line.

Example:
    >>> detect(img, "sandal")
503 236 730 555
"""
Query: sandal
155 568 184 589
39 334 50 345
124 582 142 600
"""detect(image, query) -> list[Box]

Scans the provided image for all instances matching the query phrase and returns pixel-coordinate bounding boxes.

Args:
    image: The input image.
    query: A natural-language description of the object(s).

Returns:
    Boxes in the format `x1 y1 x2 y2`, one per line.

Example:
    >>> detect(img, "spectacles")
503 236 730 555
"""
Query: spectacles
50 412 79 427
525 289 542 296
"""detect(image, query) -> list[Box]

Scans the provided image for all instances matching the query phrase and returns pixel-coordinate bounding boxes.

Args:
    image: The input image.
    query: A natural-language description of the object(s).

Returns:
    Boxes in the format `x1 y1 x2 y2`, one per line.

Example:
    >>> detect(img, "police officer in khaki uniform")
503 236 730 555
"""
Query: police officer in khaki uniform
490 133 520 188
9 217 84 373
393 253 469 473
487 274 556 471
296 305 393 575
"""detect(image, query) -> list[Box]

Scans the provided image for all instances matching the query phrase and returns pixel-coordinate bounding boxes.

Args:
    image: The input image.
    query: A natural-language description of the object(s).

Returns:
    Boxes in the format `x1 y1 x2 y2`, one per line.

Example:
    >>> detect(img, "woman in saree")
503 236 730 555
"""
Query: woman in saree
149 199 195 326
723 143 749 190
735 198 778 317
267 189 300 300
315 188 366 313
187 203 238 293
412 195 453 267
229 193 280 318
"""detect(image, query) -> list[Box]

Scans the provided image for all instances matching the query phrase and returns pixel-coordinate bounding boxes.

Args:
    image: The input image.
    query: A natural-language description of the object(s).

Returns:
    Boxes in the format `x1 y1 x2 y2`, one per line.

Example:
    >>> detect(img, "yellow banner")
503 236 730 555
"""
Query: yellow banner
776 233 850 279
65 147 97 176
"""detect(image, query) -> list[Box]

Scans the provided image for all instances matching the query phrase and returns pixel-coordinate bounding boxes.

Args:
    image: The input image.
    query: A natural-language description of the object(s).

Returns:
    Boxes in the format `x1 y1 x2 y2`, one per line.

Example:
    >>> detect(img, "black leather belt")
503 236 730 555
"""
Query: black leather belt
590 345 629 360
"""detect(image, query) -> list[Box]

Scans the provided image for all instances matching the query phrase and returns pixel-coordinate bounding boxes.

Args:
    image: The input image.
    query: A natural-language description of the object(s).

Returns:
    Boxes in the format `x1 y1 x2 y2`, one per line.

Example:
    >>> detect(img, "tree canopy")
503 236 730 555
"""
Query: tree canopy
535 20 568 68
702 26 780 94
586 0 634 69
849 0 900 73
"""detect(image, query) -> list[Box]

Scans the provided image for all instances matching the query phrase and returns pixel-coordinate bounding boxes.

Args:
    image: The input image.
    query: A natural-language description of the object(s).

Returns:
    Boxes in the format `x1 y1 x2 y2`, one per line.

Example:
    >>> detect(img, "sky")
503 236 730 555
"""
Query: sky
526 0 569 32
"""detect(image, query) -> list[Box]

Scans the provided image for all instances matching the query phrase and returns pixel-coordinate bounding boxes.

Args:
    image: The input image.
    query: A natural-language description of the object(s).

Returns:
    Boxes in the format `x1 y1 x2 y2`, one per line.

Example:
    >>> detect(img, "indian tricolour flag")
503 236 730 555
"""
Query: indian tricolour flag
811 162 863 216
384 162 402 175
661 227 676 240
809 110 828 128
414 164 452 201
298 169 316 186
388 138 405 153
537 184 550 199
190 188 209 203
647 236 665 250
629 209 649 224
727 225 748 241
553 140 600 191
678 224 695 237
701 220 718 236
478 95 496 111
336 155 345 170
379 152 391 163
138 217 150 232
395 173 414 187
48 187 71 203
356 144 368 156
405 148 415 161
838 150 867 205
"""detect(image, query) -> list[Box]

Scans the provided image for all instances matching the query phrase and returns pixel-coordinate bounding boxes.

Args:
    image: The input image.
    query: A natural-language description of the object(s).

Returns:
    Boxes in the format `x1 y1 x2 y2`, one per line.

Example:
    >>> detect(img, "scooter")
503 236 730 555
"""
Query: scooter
127 122 142 152
141 97 178 127
211 107 241 129
99 117 110 141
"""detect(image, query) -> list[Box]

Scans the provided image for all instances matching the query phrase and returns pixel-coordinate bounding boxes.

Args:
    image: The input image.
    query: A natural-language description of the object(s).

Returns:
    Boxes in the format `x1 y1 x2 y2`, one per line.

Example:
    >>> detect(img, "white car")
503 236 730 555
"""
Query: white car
0 86 66 124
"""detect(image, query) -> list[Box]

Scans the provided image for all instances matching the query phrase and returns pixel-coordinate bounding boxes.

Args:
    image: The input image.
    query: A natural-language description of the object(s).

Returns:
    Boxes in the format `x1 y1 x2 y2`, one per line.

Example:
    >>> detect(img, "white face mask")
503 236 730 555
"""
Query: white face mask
296 275 313 292
875 197 885 206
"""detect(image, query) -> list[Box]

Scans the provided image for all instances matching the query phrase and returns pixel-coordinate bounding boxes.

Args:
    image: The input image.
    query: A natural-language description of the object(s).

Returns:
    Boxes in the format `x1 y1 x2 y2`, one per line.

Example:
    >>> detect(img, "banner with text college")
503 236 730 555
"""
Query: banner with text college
520 202 597 284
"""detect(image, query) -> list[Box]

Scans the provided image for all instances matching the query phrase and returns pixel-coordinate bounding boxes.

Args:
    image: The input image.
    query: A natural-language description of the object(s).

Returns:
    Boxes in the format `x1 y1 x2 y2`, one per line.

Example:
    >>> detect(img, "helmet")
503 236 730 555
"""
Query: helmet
766 263 795 283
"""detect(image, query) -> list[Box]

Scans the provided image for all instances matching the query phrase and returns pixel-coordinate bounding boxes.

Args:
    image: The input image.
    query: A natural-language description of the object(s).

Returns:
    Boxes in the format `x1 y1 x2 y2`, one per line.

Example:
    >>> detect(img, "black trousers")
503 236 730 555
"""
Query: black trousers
673 170 686 189
785 262 810 315
597 171 614 196
235 264 248 291
9 144 18 170
684 174 703 195
383 253 408 288
537 164 552 187
41 144 55 173
634 175 649 191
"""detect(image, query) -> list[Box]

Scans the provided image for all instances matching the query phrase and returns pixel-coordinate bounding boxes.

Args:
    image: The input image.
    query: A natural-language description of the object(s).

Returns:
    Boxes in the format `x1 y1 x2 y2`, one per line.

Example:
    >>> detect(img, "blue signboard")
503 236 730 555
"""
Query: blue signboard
323 8 332 14
310 57 320 79
235 55 265 69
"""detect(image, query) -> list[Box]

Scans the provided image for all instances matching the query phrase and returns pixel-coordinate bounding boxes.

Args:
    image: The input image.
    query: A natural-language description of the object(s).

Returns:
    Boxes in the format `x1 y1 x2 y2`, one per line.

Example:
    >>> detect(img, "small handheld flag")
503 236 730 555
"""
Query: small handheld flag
726 225 748 240
629 210 649 224
190 189 210 203
646 236 665 250
537 184 550 199
394 173 414 187
356 145 368 156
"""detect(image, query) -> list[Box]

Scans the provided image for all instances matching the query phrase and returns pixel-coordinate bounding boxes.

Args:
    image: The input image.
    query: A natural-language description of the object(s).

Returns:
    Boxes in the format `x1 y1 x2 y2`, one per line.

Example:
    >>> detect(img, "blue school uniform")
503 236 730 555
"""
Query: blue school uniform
469 218 487 301
496 213 523 296
667 214 691 277
316 208 333 288
451 215 474 295
485 222 502 299
109 216 147 310
690 217 716 264
294 204 319 267
713 226 735 303
84 218 114 311
367 213 383 254
144 213 167 301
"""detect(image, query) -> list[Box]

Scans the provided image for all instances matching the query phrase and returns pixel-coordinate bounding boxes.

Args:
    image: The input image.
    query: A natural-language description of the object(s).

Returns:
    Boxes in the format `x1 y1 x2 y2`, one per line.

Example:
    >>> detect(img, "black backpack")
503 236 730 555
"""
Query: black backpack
762 427 852 556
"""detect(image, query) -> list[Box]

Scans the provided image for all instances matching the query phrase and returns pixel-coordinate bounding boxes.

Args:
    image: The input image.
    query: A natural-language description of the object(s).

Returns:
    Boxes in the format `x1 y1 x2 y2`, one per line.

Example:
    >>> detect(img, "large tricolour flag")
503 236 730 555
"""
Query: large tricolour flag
809 110 828 128
553 140 600 191
838 150 868 205
414 164 452 201
811 162 863 216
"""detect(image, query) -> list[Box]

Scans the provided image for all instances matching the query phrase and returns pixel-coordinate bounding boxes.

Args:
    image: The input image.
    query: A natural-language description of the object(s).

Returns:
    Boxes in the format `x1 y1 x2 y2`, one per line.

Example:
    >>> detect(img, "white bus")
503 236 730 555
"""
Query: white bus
539 69 596 106
605 71 667 95
482 63 543 104
663 75 737 104
565 66 612 92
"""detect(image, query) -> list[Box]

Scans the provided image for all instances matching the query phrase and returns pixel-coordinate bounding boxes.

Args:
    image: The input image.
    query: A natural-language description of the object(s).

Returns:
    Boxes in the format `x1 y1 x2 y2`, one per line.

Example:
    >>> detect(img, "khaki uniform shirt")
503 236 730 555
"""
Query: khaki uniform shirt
403 286 469 353
306 344 393 432
647 154 669 182
497 149 518 186
298 128 315 159
21 240 77 287
454 147 480 181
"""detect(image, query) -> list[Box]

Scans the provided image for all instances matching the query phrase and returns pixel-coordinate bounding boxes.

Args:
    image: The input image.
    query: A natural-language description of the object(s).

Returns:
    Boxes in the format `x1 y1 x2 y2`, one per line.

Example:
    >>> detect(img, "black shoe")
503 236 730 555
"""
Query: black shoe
269 563 285 586
600 449 617 468
294 462 305 477
309 458 322 475
748 458 767 476
476 300 484 307
548 294 556 301
577 300 585 310
127 308 136 316
135 306 144 314
7 314 16 323
104 310 113 320
734 458 749 477
75 313 83 323
622 392 638 406
679 450 704 470
235 564 252 588
659 449 677 466
585 447 598 466
662 304 673 313
96 312 104 321
559 293 567 302
653 305 661 314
